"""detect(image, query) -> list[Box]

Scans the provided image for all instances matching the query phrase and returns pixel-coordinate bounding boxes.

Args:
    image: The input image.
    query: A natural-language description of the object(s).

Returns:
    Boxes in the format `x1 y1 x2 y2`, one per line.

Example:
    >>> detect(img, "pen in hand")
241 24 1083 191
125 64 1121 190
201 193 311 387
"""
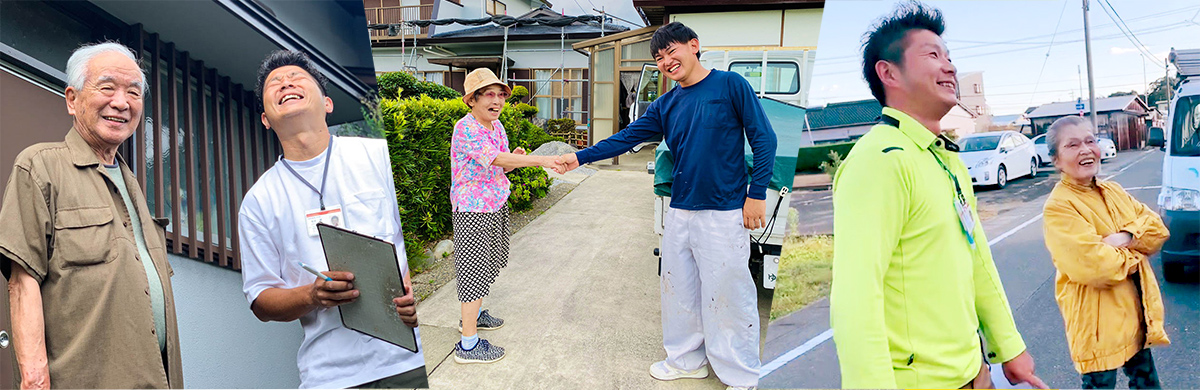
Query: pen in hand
298 262 333 282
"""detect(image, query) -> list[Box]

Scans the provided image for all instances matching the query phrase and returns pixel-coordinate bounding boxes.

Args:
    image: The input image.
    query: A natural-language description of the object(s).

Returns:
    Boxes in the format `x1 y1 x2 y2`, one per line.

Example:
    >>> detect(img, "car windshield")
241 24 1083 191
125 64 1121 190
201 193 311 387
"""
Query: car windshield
1171 95 1200 157
1033 136 1045 144
960 135 1003 152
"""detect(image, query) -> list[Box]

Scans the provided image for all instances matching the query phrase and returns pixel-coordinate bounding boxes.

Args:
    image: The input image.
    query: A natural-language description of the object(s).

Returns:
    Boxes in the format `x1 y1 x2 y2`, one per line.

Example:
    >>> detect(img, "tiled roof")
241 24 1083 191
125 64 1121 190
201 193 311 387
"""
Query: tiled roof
1026 95 1148 119
805 99 883 130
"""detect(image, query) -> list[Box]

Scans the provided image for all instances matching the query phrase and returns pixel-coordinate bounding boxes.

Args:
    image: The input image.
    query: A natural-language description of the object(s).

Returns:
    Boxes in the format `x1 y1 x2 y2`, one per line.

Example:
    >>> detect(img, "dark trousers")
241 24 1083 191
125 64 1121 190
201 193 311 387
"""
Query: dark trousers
1081 349 1160 389
353 366 430 389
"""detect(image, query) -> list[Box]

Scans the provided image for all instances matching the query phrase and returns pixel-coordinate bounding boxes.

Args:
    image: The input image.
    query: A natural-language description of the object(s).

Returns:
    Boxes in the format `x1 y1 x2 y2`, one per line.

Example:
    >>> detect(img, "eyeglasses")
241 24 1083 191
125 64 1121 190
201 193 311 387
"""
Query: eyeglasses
477 91 511 100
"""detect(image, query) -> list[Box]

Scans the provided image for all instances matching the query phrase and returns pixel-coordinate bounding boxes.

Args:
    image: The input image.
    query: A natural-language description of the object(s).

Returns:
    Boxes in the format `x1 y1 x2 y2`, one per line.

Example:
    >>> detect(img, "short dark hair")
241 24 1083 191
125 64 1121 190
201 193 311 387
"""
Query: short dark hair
862 1 945 106
650 22 701 60
256 50 329 110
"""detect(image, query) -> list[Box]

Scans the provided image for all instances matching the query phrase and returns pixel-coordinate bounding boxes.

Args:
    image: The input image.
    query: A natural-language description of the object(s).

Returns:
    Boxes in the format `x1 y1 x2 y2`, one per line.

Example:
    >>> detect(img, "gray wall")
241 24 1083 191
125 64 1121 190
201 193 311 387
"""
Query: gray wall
168 254 304 389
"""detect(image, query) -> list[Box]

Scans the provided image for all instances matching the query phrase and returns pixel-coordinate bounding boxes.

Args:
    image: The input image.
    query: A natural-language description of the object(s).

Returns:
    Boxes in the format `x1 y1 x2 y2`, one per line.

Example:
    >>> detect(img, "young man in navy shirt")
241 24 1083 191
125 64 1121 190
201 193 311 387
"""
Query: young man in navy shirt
558 22 776 390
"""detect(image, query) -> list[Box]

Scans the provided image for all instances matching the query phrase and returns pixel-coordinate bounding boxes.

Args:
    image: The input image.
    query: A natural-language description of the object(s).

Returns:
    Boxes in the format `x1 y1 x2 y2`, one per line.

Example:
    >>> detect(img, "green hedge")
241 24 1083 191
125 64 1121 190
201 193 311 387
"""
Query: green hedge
380 95 554 268
795 142 857 173
377 71 461 100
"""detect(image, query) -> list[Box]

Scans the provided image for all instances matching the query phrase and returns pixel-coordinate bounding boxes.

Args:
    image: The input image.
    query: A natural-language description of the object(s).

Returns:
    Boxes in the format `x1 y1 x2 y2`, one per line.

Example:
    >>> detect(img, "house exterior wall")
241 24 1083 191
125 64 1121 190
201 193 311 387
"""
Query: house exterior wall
782 9 823 48
670 9 822 48
433 0 472 34
957 72 993 133
671 11 784 47
803 123 873 145
941 105 978 139
169 254 305 389
1028 111 1146 150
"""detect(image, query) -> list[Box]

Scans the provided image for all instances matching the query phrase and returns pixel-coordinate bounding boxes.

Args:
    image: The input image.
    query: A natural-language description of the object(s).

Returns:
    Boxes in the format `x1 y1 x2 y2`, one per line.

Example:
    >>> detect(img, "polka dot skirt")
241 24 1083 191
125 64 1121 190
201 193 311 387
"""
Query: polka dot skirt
452 205 510 303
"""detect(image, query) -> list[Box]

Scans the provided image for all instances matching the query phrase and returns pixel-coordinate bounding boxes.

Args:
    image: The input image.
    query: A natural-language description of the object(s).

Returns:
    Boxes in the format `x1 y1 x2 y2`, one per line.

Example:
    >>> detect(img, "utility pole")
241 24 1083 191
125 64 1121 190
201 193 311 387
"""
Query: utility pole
1166 56 1172 103
1083 0 1099 133
1078 65 1084 99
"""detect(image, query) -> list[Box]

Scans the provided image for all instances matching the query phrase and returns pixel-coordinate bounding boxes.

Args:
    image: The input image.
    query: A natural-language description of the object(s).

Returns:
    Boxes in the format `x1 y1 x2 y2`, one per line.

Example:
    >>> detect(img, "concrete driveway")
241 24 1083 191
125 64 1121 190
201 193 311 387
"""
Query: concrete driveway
416 169 738 389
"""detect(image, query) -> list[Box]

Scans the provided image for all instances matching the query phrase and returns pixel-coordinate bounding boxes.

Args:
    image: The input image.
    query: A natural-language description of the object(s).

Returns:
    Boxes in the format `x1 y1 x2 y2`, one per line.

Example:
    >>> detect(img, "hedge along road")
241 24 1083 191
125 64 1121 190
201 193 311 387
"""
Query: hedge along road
761 149 1200 389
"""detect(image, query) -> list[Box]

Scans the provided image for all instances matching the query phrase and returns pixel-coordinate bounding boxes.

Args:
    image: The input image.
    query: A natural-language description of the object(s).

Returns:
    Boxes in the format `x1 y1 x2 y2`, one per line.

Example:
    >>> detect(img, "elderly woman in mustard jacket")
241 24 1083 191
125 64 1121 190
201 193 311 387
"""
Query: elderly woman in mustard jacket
1042 115 1171 389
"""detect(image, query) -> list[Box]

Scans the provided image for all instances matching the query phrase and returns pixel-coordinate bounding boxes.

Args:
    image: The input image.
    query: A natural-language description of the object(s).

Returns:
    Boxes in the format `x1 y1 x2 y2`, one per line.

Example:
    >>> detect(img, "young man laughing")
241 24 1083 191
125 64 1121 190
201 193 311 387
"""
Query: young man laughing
558 22 777 390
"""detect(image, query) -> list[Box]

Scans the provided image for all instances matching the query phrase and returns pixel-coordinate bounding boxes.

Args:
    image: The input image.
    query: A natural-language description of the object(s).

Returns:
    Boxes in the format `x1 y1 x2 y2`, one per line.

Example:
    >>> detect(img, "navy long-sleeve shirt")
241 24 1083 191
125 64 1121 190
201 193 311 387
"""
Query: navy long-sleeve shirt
576 70 777 211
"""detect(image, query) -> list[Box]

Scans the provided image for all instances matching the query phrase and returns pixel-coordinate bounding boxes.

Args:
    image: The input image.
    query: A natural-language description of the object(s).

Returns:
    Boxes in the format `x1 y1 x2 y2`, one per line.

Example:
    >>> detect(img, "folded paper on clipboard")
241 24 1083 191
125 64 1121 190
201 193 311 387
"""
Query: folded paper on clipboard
317 223 419 352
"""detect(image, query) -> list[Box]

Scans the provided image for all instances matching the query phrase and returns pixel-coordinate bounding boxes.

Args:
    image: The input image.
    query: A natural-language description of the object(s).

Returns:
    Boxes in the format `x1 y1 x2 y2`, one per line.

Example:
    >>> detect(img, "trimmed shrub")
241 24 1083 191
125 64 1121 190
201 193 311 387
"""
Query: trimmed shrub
545 118 576 135
377 71 461 101
796 142 857 173
507 85 529 104
516 120 563 151
514 102 538 119
818 150 844 179
545 118 586 147
381 95 552 264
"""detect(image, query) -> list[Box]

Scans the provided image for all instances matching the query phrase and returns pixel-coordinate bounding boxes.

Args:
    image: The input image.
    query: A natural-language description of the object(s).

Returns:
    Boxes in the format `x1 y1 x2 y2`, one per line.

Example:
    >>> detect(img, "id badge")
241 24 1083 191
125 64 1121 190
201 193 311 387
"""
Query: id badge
954 197 976 247
305 205 344 237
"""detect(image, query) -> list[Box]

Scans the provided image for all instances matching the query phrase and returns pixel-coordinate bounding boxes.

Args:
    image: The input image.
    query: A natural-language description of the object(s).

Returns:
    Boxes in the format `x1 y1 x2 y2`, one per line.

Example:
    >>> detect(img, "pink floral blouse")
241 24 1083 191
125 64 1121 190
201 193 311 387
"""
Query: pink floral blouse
450 113 511 213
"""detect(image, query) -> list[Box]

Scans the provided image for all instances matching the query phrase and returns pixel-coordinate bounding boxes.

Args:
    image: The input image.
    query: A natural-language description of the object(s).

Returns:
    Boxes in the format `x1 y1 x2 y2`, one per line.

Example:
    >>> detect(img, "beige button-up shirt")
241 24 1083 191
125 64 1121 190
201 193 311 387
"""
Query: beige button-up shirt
0 128 183 388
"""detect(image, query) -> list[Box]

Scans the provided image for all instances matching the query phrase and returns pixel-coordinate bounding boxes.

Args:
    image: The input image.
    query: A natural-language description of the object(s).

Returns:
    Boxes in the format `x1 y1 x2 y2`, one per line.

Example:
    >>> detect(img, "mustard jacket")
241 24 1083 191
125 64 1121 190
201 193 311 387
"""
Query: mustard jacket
1042 178 1170 374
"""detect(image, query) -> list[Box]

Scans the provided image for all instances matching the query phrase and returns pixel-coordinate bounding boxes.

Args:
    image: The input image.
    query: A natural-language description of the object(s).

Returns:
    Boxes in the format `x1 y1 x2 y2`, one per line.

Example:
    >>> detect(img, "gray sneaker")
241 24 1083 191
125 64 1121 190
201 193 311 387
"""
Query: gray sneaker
459 309 505 332
454 339 505 364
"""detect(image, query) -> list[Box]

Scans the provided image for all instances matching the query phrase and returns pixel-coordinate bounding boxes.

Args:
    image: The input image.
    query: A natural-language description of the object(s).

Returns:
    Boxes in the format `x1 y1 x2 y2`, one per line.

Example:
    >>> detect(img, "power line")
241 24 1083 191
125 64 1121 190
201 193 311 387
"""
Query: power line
571 0 587 14
810 4 1199 65
1027 0 1070 111
810 22 1192 77
1096 0 1166 69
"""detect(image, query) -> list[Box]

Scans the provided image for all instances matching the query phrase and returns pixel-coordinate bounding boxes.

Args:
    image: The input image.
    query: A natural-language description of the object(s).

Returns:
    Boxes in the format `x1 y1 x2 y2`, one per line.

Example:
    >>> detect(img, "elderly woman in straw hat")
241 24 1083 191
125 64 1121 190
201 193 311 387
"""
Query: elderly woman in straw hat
1041 115 1171 389
449 67 562 363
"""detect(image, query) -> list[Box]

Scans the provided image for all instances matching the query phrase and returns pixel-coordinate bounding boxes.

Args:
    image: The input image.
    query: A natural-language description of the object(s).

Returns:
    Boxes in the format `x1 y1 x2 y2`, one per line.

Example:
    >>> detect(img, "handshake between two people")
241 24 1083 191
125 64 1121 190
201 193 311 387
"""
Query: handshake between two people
506 147 581 175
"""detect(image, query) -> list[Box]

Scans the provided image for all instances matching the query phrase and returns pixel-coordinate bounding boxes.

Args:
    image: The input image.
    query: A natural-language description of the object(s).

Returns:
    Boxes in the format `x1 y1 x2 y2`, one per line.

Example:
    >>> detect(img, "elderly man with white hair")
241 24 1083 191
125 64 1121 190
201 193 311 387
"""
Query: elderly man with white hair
0 42 183 389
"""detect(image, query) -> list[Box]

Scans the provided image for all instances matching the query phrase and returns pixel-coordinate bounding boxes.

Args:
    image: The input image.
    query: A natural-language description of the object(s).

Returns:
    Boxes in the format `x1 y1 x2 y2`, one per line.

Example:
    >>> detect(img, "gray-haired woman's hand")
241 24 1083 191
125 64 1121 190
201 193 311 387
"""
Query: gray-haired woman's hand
1102 232 1134 248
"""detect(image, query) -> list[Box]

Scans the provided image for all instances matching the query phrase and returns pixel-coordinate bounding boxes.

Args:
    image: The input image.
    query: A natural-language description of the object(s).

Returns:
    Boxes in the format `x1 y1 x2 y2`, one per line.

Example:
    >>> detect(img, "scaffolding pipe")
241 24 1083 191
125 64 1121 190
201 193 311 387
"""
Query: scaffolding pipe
504 48 575 52
502 25 509 82
759 51 768 98
506 78 588 82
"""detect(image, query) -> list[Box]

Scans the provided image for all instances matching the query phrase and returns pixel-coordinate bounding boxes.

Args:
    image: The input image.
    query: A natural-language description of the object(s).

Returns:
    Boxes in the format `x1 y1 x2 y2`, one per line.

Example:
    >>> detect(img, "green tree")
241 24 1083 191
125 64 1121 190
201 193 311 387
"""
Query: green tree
1146 76 1179 107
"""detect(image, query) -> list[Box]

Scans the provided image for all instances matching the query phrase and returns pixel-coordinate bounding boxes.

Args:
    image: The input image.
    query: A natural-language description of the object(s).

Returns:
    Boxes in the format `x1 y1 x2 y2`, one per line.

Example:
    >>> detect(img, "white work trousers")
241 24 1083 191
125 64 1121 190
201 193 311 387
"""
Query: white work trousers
661 207 761 387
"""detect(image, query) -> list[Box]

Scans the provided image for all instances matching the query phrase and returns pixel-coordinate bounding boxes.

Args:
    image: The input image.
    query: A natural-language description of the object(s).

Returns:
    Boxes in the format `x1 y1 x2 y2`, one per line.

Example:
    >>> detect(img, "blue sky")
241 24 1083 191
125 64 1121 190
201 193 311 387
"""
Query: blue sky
808 0 1200 115
552 0 645 29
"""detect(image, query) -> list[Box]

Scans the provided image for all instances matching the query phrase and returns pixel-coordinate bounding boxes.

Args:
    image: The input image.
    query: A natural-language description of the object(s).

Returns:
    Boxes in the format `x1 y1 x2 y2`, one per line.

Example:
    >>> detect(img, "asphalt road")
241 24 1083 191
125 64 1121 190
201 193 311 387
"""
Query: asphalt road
763 149 1199 389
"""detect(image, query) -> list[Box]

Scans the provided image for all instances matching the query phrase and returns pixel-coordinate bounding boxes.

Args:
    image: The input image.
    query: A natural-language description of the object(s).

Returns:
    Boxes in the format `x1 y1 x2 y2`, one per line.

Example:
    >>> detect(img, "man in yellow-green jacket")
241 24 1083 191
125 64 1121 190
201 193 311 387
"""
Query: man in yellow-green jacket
829 3 1047 389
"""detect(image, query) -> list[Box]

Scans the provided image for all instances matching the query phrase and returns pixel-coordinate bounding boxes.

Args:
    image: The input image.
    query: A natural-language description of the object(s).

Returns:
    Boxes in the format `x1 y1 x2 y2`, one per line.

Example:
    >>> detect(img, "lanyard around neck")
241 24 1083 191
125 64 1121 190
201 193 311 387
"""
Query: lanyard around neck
280 135 334 210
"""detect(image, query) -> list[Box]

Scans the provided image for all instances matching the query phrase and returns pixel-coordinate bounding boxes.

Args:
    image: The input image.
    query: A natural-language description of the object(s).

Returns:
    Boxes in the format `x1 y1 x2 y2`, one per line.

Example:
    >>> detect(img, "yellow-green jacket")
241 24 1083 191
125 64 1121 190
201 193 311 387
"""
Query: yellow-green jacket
830 108 1026 389
1043 178 1170 374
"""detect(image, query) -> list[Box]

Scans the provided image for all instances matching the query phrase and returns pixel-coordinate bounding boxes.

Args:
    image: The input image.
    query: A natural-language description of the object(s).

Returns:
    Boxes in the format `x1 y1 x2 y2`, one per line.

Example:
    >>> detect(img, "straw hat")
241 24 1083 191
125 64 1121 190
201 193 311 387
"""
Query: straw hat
462 68 512 106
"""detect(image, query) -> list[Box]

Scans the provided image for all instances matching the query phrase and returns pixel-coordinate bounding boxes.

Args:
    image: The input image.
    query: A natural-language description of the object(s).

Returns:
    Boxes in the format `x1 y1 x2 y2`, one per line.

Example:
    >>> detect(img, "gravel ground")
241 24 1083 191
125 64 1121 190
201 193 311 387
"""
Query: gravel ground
409 178 580 302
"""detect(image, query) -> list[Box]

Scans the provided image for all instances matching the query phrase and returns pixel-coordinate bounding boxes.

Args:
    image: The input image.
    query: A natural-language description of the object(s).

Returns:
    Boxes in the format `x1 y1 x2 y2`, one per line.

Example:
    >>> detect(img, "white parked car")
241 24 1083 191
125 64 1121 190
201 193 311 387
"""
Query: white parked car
958 131 1040 189
1031 132 1115 166
1097 135 1118 160
1032 134 1052 166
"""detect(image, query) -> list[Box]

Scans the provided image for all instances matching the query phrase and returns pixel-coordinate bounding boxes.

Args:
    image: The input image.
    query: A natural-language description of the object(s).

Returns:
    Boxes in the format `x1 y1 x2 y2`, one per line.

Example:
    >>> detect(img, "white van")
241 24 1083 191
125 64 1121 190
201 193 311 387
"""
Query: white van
701 49 816 107
1158 48 1200 282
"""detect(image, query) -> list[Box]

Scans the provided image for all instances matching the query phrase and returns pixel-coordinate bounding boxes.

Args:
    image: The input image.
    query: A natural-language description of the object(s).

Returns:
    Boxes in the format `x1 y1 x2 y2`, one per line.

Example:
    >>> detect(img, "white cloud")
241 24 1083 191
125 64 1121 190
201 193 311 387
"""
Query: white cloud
1110 47 1141 55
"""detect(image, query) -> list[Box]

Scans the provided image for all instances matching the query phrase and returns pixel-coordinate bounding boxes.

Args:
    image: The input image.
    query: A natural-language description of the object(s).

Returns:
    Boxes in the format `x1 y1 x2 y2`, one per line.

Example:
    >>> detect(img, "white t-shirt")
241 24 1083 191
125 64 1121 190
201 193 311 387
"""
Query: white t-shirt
238 136 424 389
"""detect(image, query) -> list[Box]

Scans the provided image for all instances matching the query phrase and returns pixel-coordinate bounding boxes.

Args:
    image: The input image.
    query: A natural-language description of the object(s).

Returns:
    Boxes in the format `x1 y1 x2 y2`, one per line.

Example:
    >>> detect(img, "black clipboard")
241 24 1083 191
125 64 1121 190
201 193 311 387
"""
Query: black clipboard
316 223 419 353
